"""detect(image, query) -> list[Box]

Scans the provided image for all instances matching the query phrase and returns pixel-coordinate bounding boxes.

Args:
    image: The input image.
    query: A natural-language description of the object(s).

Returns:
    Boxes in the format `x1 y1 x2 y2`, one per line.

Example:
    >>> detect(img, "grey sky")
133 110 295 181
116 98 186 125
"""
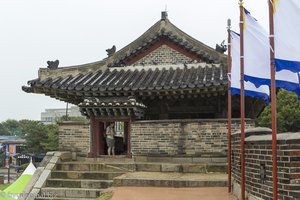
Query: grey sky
0 0 268 122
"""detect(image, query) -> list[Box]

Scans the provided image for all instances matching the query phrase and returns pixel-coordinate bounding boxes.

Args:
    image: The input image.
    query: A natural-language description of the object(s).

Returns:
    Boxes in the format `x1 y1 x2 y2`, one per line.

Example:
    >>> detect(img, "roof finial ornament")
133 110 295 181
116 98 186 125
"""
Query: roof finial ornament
106 45 116 57
215 40 227 54
161 6 168 21
46 60 59 70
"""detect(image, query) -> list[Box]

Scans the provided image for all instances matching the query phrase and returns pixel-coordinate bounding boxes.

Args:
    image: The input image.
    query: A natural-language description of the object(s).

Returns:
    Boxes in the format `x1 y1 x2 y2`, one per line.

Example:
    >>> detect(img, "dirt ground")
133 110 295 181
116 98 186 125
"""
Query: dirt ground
110 187 237 200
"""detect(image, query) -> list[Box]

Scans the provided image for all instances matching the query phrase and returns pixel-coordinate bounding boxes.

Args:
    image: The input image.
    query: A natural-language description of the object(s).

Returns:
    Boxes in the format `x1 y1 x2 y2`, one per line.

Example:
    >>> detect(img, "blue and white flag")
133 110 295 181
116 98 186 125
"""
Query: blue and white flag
230 31 270 104
274 0 300 73
242 8 300 97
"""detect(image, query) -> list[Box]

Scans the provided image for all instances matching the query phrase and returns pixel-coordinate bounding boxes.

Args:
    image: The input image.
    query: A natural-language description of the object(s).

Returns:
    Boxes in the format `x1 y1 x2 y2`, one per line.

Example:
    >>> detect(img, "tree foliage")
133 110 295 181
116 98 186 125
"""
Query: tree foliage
22 120 48 154
1 119 22 136
41 124 59 151
0 123 10 135
257 89 300 132
0 119 59 153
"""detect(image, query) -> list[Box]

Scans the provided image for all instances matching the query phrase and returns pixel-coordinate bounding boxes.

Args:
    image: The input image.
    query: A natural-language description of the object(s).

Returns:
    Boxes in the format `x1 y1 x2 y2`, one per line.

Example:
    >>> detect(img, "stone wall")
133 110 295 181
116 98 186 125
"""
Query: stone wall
133 44 193 66
231 128 300 200
58 121 90 154
131 119 255 157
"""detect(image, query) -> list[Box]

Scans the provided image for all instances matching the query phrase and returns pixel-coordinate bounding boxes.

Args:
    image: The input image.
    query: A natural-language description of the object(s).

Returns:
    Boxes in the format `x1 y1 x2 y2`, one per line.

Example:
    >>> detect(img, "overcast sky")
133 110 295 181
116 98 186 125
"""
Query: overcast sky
0 0 268 122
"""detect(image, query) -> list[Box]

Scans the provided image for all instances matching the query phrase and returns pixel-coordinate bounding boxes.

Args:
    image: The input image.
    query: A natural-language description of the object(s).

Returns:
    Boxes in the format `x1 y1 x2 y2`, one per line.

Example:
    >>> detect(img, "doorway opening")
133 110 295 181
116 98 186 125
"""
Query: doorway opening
98 121 129 156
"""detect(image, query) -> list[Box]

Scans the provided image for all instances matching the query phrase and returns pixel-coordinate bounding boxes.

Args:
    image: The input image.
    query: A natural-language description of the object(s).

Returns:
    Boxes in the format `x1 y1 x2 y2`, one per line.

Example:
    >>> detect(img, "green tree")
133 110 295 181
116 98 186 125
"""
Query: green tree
20 120 48 154
41 124 59 151
257 89 300 132
0 123 10 135
1 119 22 136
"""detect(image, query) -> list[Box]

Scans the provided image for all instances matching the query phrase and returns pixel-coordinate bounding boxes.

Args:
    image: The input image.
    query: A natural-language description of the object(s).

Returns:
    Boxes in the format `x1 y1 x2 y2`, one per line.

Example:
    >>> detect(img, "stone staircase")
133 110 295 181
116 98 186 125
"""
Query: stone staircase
34 156 227 200
35 157 135 200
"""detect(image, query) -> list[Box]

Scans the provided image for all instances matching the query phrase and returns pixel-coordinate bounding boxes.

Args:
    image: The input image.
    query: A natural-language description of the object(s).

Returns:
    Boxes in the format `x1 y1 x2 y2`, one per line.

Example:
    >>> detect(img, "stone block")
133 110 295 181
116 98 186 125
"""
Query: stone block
45 163 56 170
34 169 51 189
192 157 212 163
172 157 193 163
39 155 52 167
161 164 181 172
211 157 227 163
136 163 161 172
182 164 206 173
147 157 173 163
53 151 62 157
49 156 60 164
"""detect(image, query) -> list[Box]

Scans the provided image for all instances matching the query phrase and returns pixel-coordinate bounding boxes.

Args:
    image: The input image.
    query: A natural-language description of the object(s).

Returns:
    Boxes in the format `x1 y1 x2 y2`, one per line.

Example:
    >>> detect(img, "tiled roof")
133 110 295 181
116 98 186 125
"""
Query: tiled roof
79 97 146 118
34 17 226 82
22 63 227 103
22 14 229 109
106 18 226 67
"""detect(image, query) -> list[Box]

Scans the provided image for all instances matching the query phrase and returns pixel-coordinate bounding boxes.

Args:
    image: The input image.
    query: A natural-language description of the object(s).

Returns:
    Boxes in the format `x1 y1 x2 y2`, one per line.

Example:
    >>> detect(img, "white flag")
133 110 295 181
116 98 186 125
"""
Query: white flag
274 0 300 73
243 8 300 97
230 31 270 103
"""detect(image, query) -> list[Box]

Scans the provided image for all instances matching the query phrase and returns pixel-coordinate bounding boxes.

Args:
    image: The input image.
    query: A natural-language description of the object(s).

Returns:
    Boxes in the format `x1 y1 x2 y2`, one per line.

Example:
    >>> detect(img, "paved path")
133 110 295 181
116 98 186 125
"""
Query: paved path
110 187 237 200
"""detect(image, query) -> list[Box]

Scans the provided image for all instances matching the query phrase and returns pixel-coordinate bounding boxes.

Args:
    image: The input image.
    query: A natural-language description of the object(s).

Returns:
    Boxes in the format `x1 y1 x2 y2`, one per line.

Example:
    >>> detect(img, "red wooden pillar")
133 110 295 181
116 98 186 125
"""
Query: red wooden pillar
98 121 105 155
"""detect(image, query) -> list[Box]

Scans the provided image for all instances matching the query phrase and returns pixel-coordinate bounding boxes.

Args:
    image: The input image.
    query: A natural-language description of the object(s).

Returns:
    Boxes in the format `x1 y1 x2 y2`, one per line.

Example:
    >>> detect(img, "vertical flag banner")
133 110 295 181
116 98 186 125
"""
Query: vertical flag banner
230 31 270 103
242 9 300 97
274 0 300 73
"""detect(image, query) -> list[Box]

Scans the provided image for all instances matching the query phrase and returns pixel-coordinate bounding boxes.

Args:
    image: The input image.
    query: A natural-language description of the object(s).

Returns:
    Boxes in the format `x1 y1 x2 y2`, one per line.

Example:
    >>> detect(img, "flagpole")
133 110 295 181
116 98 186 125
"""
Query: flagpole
239 1 245 200
227 18 232 194
268 0 278 199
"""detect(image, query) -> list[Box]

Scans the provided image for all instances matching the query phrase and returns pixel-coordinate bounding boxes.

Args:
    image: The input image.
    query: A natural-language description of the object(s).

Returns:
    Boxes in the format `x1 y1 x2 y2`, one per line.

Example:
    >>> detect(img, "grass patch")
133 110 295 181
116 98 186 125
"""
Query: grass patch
97 190 113 200
0 184 11 190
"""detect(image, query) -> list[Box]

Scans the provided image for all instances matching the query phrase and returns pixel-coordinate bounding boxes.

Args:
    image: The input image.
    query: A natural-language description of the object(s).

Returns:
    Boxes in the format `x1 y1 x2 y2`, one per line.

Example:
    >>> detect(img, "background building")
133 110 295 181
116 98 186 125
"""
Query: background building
41 106 81 124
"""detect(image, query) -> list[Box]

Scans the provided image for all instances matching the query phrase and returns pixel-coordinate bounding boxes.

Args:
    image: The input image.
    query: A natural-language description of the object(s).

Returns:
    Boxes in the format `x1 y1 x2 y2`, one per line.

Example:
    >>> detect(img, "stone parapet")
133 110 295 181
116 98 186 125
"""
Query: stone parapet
131 119 255 157
58 121 90 155
231 128 300 200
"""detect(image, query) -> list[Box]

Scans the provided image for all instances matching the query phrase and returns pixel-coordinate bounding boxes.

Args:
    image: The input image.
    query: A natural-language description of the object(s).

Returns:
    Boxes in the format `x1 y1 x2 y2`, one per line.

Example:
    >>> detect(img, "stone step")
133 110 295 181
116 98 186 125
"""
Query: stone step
134 156 227 163
46 178 113 189
51 171 124 180
57 162 227 173
113 172 228 188
40 187 103 198
135 163 227 173
76 156 133 163
56 163 135 172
